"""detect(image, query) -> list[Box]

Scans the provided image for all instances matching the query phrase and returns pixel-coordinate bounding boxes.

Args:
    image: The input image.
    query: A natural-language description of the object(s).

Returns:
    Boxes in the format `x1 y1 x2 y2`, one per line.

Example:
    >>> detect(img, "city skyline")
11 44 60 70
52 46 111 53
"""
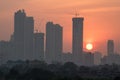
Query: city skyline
1 0 120 55
14 10 34 60
0 9 120 66
1 1 120 79
0 9 96 66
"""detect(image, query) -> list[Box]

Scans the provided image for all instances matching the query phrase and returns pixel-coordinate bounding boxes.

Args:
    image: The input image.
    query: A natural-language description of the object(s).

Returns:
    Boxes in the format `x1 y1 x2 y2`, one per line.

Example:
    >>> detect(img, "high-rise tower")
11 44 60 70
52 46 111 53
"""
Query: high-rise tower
107 40 114 55
72 17 84 65
34 32 44 61
45 22 63 63
14 10 26 60
24 17 34 60
14 10 34 60
72 17 84 55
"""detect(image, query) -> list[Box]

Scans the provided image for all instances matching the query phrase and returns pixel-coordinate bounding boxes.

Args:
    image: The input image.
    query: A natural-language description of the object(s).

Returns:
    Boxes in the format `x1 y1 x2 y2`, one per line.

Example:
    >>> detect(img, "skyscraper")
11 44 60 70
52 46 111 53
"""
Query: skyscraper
46 22 63 63
24 17 34 60
14 10 34 60
107 40 114 55
72 17 84 65
34 32 44 61
14 10 26 60
72 17 84 55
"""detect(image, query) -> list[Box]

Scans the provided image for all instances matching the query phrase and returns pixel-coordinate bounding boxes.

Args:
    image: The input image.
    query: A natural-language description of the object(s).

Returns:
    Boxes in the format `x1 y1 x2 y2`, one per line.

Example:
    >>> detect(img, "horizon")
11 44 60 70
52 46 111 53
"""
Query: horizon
1 0 120 55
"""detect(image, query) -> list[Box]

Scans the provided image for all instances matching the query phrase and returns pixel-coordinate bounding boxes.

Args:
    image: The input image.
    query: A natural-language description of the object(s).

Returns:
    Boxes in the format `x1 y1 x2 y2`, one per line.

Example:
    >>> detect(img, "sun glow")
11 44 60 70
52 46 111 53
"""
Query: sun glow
86 43 93 50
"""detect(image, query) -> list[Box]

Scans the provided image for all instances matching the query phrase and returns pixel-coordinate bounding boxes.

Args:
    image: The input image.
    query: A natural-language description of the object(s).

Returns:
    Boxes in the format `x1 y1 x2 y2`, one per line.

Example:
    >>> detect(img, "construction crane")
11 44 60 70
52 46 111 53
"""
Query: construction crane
35 18 44 33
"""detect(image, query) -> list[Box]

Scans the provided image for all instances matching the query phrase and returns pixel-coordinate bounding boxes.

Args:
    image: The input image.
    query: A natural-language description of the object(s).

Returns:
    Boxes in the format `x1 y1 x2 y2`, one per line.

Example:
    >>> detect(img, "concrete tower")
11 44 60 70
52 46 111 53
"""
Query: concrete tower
14 10 34 60
34 32 44 61
72 17 84 65
45 22 63 63
107 40 114 55
14 10 26 60
24 17 34 60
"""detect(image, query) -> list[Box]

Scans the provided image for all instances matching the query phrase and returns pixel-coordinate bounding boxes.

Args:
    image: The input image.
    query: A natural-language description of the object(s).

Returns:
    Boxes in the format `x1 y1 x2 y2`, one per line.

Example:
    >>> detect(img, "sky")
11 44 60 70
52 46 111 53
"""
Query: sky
0 0 120 55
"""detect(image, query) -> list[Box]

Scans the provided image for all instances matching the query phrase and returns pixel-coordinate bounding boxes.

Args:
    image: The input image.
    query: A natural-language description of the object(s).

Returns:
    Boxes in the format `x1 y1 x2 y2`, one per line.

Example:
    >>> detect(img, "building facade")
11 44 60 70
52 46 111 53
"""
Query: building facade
107 40 114 55
72 17 84 65
24 17 34 60
14 10 34 60
34 32 44 61
46 22 63 63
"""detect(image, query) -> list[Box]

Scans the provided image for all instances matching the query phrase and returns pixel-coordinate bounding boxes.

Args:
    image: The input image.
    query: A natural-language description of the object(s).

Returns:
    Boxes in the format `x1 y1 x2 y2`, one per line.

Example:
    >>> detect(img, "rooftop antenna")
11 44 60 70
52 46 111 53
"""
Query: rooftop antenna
35 22 42 33
38 18 44 33
75 8 79 17
75 13 79 17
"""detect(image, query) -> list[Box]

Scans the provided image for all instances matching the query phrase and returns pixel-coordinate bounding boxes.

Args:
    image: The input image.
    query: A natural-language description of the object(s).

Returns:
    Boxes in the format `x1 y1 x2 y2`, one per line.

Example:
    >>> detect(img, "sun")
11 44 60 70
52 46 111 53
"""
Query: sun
86 43 93 50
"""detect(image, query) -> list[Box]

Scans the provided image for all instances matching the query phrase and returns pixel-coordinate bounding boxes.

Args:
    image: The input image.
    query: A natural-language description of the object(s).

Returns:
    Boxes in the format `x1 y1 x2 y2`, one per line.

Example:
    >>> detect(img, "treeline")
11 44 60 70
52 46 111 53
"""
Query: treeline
0 61 120 80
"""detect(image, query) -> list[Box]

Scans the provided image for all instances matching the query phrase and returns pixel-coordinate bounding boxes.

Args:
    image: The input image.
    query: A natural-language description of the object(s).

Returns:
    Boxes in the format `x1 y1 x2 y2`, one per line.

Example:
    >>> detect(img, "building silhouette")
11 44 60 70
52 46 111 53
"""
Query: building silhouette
72 17 84 65
62 52 73 63
94 51 102 65
34 32 44 61
101 40 120 65
107 40 114 55
4 9 120 66
83 52 94 66
14 10 26 60
45 22 63 63
0 41 7 64
101 53 120 65
14 10 34 60
0 41 13 64
24 17 34 60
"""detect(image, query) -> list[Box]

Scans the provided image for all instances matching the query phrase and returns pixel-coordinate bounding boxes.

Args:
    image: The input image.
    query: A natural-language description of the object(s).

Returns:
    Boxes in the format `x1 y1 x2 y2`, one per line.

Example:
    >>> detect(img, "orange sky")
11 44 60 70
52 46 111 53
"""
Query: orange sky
0 0 120 55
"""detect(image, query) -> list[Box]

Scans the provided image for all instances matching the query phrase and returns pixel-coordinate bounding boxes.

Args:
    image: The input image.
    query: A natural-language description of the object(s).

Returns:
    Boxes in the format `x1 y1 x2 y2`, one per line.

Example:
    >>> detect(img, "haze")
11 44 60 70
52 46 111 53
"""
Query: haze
0 0 120 55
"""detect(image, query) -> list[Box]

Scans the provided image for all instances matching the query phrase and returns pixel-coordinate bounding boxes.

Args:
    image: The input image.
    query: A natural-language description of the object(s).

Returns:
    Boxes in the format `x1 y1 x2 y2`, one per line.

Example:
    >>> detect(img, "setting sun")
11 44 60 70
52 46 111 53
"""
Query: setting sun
86 43 93 50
